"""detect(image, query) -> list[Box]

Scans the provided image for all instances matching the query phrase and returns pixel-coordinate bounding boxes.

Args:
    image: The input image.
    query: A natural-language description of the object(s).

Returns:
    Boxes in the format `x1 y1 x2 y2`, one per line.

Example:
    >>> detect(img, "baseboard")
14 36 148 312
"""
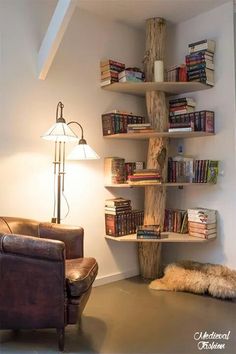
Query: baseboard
93 268 139 287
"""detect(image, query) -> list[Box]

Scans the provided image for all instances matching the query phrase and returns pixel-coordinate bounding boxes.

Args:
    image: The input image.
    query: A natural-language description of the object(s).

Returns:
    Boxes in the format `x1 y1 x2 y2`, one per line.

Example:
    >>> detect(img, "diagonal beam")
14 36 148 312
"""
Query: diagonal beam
37 0 76 80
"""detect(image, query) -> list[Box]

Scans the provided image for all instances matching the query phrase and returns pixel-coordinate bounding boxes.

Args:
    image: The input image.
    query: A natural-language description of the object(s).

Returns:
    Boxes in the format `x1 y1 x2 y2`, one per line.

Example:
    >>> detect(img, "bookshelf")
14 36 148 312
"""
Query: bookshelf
104 131 215 140
102 81 211 97
102 18 216 279
105 233 216 243
105 183 212 188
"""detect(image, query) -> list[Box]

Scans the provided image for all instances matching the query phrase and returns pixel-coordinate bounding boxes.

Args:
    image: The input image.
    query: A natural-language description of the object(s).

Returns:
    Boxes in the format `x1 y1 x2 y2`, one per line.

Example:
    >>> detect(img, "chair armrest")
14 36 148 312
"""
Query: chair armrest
39 223 84 259
0 233 65 261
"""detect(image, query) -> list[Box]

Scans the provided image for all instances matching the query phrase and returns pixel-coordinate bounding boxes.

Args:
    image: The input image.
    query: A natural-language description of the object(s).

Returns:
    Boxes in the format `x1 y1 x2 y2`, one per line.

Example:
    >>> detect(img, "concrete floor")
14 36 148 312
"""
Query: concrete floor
0 276 236 354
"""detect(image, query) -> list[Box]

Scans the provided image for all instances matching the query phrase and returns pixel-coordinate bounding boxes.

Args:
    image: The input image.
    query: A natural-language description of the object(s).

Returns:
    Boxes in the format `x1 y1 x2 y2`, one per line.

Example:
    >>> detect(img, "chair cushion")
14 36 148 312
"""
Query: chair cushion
65 257 98 297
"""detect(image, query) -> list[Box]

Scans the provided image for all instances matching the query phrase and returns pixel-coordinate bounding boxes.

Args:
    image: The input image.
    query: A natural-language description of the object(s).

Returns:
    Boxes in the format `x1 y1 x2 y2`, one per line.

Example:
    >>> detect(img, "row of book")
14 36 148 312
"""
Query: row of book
188 208 216 239
168 158 219 184
168 110 215 133
100 59 144 86
166 64 187 82
105 198 144 236
102 111 146 136
186 39 215 86
128 169 161 185
164 209 188 234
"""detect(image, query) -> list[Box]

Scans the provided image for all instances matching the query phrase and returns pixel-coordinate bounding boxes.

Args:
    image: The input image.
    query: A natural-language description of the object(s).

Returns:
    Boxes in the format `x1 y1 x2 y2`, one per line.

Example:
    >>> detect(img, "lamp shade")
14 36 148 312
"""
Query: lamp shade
41 122 78 142
67 142 100 160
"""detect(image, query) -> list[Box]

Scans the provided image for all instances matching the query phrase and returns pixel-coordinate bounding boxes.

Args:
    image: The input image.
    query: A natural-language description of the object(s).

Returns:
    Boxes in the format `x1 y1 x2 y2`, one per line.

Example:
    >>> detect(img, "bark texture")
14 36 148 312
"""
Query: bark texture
138 18 168 279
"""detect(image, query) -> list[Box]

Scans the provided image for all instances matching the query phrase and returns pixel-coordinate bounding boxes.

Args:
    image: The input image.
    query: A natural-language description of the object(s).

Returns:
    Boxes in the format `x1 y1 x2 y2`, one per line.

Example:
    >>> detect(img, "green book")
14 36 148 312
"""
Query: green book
207 160 219 184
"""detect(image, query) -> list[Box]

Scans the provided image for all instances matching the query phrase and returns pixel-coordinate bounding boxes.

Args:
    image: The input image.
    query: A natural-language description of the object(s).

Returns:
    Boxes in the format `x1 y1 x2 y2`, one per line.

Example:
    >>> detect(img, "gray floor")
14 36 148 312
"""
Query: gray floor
0 276 236 354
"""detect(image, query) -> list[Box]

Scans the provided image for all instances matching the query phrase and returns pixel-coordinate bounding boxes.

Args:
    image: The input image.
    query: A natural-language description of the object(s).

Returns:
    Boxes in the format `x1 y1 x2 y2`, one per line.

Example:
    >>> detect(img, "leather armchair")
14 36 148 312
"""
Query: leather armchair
0 217 98 351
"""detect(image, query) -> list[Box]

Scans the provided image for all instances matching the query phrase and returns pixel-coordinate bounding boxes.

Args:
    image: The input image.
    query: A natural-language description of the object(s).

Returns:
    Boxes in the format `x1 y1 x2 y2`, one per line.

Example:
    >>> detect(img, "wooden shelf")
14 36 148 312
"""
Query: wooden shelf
105 182 211 188
104 131 215 140
105 232 216 243
102 81 212 97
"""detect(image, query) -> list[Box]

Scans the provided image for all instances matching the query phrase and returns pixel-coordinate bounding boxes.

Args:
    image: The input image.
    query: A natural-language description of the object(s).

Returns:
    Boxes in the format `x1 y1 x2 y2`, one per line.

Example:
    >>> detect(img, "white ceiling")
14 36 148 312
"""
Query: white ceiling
77 0 231 29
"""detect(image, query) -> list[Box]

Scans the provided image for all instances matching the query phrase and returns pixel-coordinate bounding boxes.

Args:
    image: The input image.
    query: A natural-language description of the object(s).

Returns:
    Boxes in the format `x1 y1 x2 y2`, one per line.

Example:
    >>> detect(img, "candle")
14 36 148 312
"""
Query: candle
154 60 164 82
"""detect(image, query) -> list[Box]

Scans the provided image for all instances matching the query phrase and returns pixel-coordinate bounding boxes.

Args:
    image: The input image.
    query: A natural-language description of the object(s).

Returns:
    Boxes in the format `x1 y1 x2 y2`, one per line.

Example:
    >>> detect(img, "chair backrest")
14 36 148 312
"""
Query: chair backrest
0 217 39 237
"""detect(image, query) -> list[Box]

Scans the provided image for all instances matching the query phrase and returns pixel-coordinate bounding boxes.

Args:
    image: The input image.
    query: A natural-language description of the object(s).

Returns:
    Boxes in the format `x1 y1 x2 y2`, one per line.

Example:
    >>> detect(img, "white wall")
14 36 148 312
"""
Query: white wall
163 2 236 268
0 0 147 283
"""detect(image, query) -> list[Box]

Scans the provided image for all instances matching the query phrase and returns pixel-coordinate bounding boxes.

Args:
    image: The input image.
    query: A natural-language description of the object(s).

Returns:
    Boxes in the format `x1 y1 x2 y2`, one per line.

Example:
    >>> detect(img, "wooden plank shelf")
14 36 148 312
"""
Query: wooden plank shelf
105 232 216 243
105 182 212 188
104 131 215 140
102 81 212 97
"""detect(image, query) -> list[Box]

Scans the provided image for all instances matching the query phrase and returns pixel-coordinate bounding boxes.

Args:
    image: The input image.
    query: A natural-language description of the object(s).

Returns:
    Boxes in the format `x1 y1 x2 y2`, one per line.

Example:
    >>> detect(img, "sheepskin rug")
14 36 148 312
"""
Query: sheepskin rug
149 260 236 299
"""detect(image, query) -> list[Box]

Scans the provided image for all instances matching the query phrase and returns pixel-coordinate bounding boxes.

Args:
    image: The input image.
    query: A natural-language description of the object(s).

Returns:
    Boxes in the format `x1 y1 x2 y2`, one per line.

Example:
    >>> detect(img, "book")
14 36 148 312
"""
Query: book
118 70 143 80
100 59 125 69
207 160 219 184
188 40 216 54
189 227 217 235
188 78 214 86
186 50 214 59
186 62 214 71
188 208 216 224
189 231 216 239
168 127 192 132
188 221 216 230
104 157 125 184
169 97 196 107
101 79 117 87
119 76 143 83
105 198 131 207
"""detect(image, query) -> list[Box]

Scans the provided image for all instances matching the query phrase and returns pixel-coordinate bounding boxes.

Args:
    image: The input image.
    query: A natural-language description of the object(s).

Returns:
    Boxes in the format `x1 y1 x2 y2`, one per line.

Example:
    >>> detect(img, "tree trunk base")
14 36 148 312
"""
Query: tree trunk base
138 242 162 279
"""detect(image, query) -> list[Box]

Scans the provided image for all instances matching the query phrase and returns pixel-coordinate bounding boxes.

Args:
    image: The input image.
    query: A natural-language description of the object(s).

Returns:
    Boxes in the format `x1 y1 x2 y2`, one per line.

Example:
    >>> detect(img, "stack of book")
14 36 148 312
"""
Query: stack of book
168 110 215 133
188 208 217 239
100 59 125 87
166 64 187 82
186 39 215 86
136 225 163 240
118 68 144 82
125 162 145 181
127 123 154 133
102 110 145 136
128 169 161 185
105 198 144 237
164 209 188 234
104 157 125 185
168 159 219 184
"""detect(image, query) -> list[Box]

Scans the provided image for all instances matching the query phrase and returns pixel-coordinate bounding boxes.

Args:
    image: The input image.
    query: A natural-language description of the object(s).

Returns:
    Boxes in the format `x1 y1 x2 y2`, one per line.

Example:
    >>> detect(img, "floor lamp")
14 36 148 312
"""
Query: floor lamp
42 102 100 224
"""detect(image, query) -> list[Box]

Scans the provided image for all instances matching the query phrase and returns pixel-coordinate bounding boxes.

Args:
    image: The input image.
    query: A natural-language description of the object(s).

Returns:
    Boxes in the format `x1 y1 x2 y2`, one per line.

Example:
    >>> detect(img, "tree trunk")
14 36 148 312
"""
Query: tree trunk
138 18 168 279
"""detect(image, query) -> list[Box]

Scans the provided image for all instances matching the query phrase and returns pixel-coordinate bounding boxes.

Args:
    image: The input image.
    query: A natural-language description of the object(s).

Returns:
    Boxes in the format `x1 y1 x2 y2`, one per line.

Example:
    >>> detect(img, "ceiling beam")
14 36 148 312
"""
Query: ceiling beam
37 0 76 80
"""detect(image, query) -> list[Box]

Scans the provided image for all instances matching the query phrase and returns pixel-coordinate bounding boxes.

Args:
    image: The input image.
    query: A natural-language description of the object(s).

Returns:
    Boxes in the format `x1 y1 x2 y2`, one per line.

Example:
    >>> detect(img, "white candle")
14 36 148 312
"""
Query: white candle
154 60 164 82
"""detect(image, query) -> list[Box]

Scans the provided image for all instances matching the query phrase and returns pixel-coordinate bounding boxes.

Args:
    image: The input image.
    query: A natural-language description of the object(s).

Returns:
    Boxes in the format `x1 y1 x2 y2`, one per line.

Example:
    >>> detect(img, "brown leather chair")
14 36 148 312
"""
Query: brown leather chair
0 217 98 351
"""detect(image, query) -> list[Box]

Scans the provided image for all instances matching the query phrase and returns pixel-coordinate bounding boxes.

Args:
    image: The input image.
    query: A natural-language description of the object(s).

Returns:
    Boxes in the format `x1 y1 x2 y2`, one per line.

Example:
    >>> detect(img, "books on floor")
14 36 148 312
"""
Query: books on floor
186 39 215 86
100 59 125 87
105 198 144 237
187 207 217 239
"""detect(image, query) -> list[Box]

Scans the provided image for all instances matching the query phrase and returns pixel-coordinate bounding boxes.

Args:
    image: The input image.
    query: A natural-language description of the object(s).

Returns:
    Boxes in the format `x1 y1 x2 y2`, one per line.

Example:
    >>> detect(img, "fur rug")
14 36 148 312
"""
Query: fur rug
149 260 236 299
